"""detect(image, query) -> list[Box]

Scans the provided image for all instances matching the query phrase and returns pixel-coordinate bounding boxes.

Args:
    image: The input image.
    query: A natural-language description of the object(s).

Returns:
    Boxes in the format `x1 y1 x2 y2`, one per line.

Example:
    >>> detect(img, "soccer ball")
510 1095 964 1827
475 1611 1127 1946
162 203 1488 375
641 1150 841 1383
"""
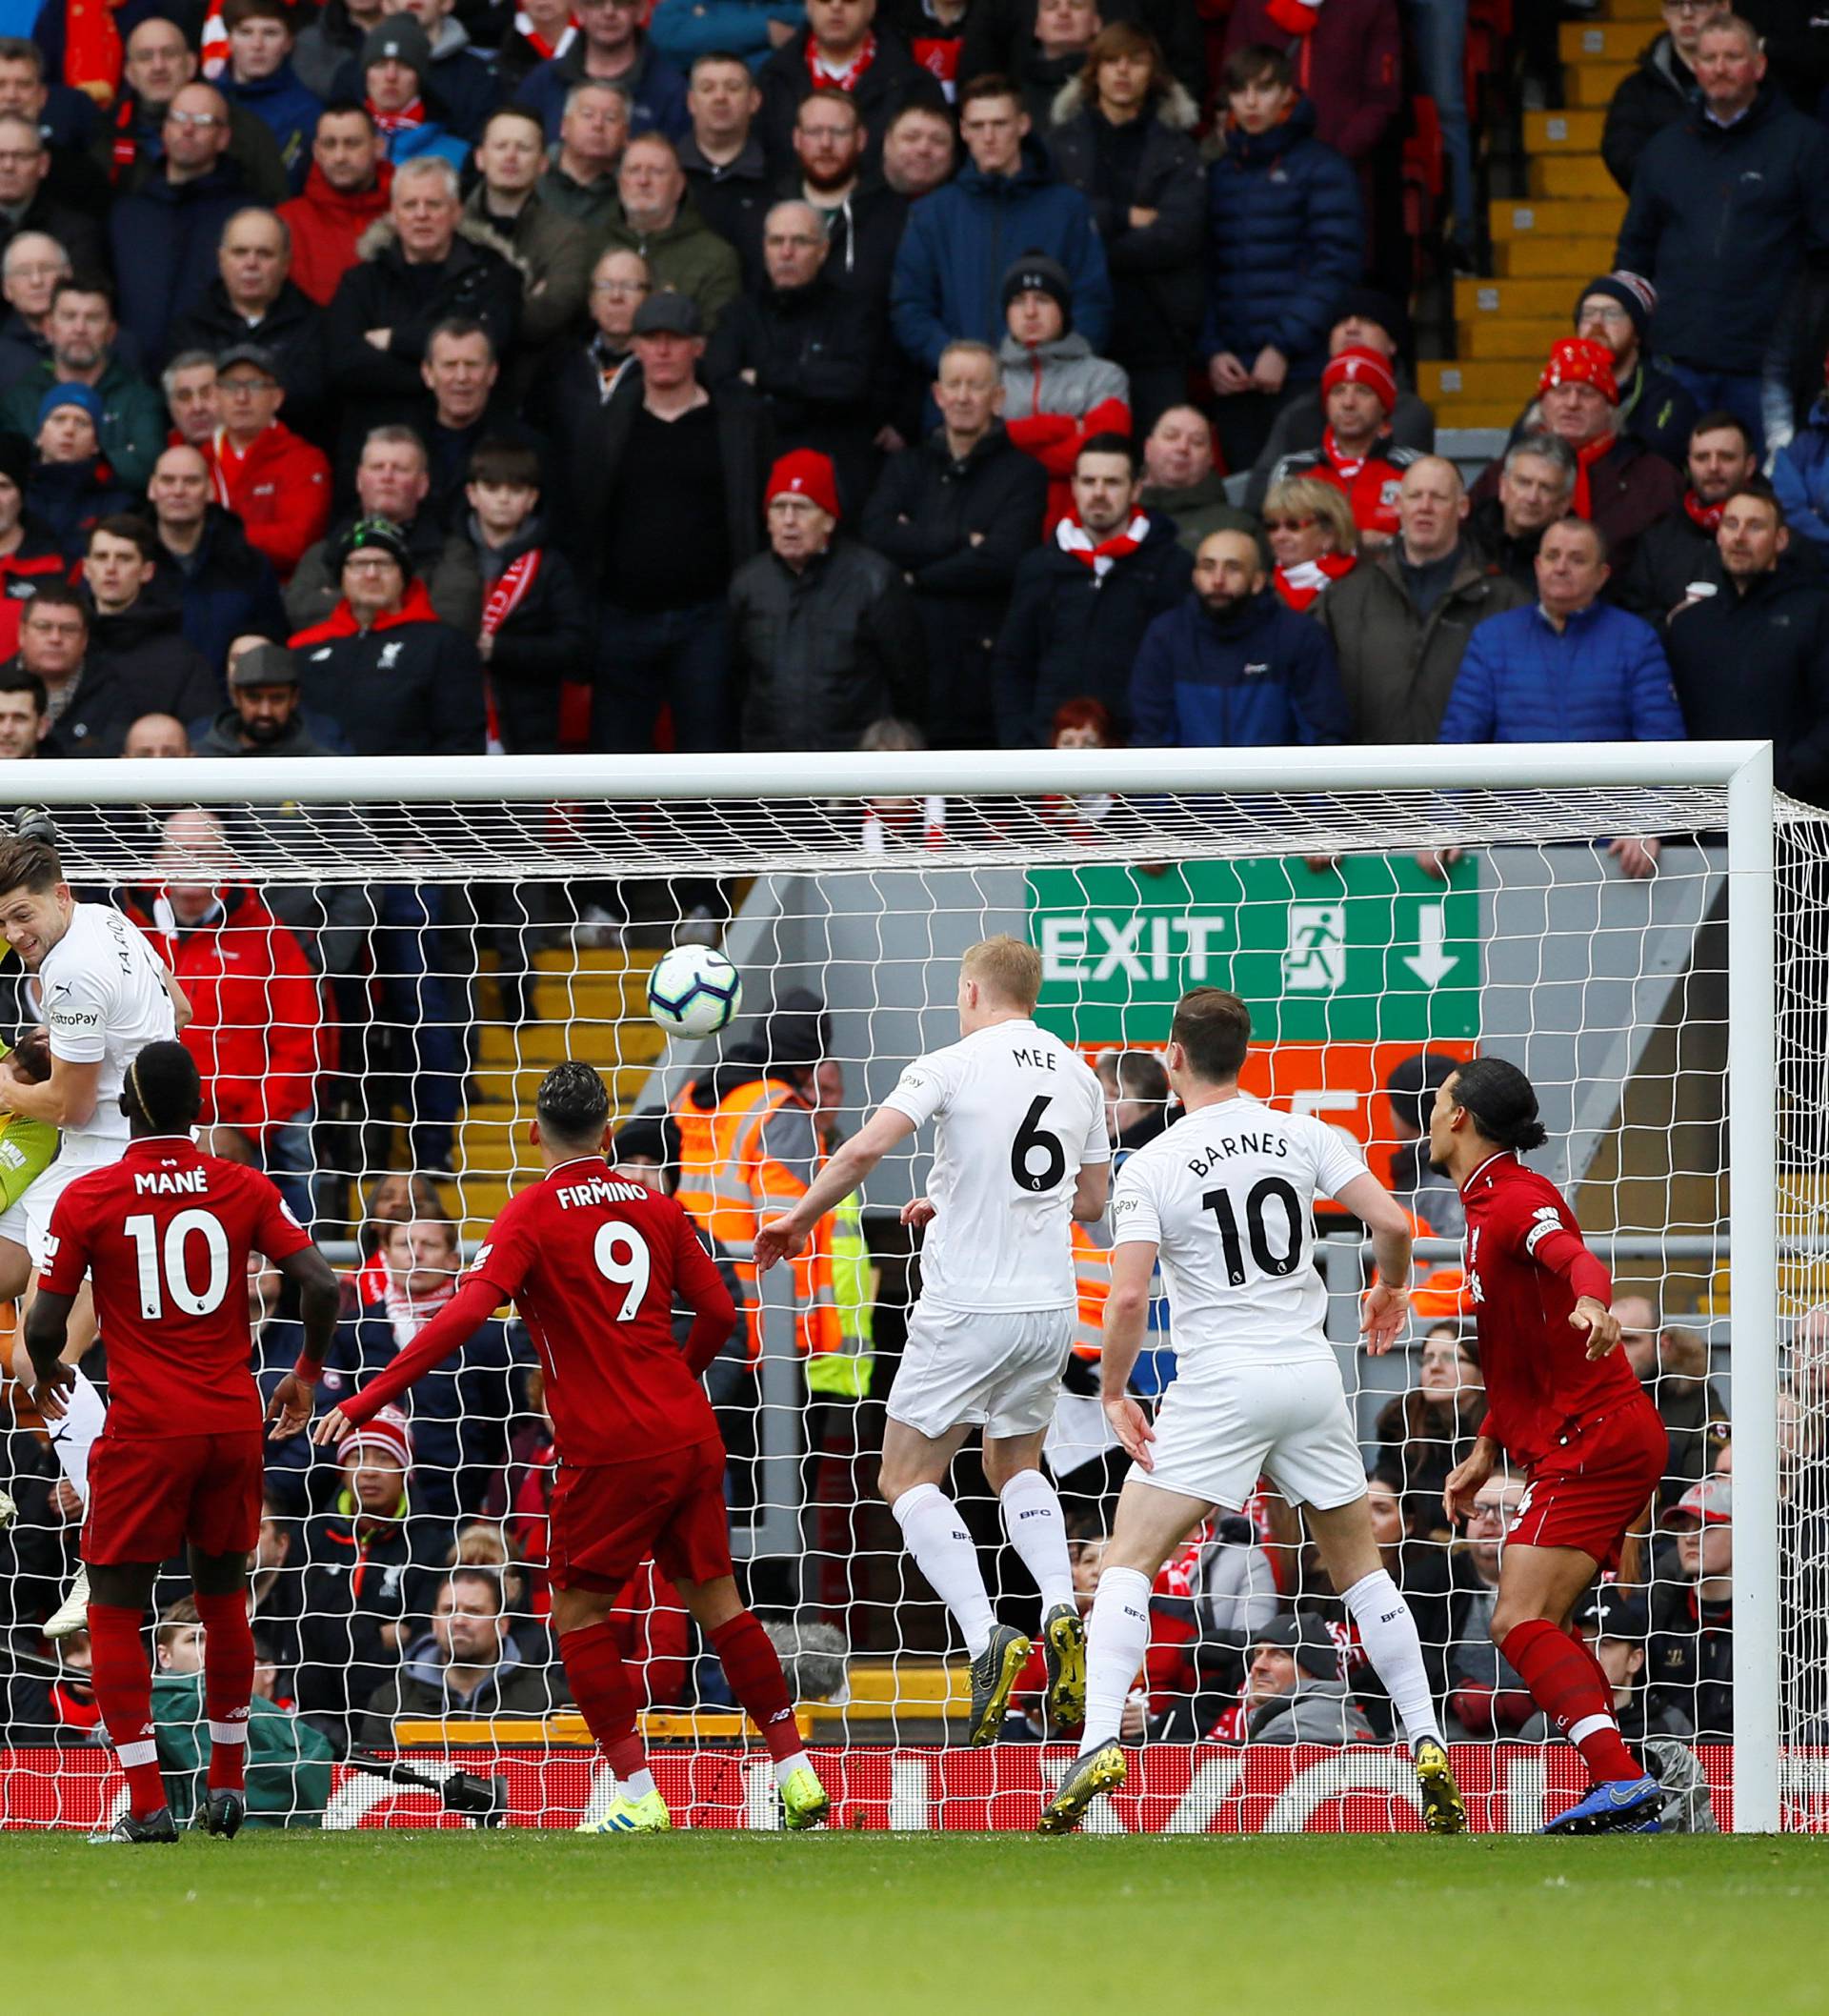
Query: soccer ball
647 945 743 1038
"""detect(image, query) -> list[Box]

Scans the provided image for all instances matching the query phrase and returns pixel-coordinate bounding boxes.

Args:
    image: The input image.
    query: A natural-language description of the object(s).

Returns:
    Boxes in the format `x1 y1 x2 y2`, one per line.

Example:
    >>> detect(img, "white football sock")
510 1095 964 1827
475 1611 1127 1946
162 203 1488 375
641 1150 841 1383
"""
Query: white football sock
998 1467 1075 1612
47 1365 105 1510
622 1767 657 1802
892 1482 995 1659
1341 1567 1445 1749
774 1748 814 1788
1079 1566 1152 1755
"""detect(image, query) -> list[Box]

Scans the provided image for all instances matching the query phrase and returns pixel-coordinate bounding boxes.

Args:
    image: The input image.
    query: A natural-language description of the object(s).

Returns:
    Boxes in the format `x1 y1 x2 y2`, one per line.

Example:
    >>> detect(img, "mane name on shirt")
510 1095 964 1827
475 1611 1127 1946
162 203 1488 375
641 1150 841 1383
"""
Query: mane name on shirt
133 1167 209 1196
554 1177 651 1208
1186 1132 1290 1176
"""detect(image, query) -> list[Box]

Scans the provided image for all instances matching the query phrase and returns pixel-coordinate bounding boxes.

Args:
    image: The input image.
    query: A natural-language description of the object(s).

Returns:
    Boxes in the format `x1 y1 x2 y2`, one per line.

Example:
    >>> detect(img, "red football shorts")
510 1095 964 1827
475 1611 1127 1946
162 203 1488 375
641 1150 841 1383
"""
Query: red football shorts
1512 1399 1666 1571
549 1436 734 1593
83 1430 265 1565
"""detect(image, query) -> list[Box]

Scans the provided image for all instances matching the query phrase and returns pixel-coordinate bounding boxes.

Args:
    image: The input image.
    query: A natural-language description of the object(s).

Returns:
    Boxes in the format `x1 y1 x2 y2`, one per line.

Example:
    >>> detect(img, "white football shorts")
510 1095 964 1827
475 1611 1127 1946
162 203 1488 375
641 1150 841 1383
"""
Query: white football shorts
888 1301 1075 1441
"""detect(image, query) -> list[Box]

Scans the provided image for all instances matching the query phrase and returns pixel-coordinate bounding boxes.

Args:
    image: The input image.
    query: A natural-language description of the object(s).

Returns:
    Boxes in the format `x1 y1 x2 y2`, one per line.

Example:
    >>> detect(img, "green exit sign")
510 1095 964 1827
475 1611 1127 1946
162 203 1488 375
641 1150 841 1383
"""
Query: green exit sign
1027 856 1480 1046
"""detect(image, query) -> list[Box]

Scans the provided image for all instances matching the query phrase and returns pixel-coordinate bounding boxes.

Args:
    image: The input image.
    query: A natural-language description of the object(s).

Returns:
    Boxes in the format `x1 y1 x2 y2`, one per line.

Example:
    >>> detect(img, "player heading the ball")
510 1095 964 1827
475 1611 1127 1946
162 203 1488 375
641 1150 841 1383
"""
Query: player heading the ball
1432 1058 1670 1835
24 1041 341 1845
1037 987 1467 1836
318 1059 831 1835
757 937 1111 1744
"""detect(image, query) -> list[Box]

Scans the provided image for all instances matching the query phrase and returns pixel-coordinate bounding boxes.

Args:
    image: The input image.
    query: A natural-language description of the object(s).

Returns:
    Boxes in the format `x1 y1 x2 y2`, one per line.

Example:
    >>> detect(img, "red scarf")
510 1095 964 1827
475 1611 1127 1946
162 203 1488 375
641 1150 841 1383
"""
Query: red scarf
65 0 125 107
479 548 544 754
1275 553 1355 611
369 95 427 139
1265 0 1322 32
1684 490 1724 533
514 10 577 59
1321 426 1375 483
1056 510 1150 579
1571 432 1615 519
384 1269 456 1350
110 94 139 181
806 30 876 91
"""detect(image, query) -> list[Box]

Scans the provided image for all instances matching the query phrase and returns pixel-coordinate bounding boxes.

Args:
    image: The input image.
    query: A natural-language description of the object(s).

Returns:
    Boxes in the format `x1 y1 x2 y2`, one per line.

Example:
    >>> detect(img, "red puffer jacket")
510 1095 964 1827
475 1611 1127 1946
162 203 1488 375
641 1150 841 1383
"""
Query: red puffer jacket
277 159 394 307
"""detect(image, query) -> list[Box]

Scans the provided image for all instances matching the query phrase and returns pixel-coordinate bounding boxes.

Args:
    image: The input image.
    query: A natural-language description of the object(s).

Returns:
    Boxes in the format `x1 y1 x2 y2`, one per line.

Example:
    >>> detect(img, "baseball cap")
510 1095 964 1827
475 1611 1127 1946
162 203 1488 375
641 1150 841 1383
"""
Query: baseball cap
229 640 298 690
1574 1582 1650 1642
632 291 704 338
216 342 282 380
1672 1475 1732 1525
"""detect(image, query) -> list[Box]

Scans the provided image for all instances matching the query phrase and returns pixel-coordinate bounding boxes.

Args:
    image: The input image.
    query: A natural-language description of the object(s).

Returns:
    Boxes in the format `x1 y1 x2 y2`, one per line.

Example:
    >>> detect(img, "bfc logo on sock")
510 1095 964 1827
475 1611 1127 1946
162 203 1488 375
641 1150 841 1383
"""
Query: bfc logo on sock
1016 1507 1048 1521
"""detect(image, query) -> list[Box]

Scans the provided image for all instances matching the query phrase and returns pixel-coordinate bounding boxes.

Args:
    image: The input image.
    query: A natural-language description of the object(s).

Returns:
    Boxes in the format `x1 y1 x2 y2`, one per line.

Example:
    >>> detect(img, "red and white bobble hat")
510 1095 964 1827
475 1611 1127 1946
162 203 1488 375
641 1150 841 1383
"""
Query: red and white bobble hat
336 1403 413 1469
1320 344 1397 413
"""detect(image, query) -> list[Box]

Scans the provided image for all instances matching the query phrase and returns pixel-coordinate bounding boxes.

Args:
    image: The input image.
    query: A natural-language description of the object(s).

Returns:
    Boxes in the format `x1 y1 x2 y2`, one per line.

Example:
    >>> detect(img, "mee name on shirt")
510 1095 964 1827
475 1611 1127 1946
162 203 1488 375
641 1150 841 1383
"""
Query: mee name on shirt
1111 1097 1368 1373
30 902 175 1149
39 1139 314 1438
880 1019 1109 1313
466 1159 727 1467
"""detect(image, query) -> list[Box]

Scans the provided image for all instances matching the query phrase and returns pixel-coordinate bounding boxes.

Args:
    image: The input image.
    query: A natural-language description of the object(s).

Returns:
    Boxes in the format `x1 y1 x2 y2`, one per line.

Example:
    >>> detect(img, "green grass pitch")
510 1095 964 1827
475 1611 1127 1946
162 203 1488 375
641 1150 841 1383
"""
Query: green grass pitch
4 1832 1827 2014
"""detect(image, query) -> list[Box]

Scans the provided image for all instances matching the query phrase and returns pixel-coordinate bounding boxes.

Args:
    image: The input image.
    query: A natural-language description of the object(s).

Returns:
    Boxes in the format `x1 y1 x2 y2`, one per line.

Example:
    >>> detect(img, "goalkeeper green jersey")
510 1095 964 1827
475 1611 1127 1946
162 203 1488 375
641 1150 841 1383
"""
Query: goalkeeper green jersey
0 1038 57 1212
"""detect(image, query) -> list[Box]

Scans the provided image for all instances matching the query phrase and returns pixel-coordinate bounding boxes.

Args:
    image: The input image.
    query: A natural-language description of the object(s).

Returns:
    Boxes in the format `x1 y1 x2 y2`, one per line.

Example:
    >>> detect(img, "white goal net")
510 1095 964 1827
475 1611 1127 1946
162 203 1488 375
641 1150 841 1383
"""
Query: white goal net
0 744 1809 1836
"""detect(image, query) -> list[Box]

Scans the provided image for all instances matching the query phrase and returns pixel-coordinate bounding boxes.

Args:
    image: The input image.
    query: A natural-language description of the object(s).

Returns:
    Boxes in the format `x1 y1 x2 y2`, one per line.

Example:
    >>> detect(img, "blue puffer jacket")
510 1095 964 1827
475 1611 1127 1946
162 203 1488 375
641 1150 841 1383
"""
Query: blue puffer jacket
1437 599 1686 744
1773 395 1829 549
1199 96 1363 380
892 138 1113 373
1130 587 1349 747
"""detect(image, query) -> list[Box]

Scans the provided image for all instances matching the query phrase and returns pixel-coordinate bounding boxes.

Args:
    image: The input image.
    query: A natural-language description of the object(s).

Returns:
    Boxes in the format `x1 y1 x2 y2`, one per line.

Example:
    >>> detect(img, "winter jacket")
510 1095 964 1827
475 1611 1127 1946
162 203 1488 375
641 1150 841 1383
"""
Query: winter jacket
754 22 927 166
324 214 523 457
87 587 219 699
461 184 593 348
1266 432 1419 538
565 366 774 595
1601 32 1696 193
1140 472 1260 554
201 420 333 582
108 91 291 210
0 185 106 284
1130 586 1350 747
287 514 484 636
594 192 742 333
1315 542 1531 743
169 278 329 428
1468 431 1682 578
1245 1674 1378 1746
704 271 883 514
1465 493 1546 595
778 173 908 312
992 508 1194 745
289 578 488 755
278 161 394 308
125 881 328 1139
1046 78 1207 364
108 157 254 370
1245 385 1435 512
1662 554 1829 799
536 160 620 232
152 503 291 677
193 708 352 758
332 19 502 142
1774 395 1829 548
730 536 924 751
958 0 1208 107
468 516 591 754
152 1672 333 1828
860 425 1047 748
0 352 166 490
1223 0 1402 164
893 138 1113 373
1614 504 1720 624
1499 356 1697 474
0 524 69 660
680 132 774 282
1199 97 1363 382
514 34 690 146
0 309 50 396
220 60 324 192
320 1300 526 1521
1437 598 1687 745
998 332 1131 530
23 454 132 559
650 0 806 73
1647 1583 1734 1741
1615 82 1829 375
291 0 366 99
33 647 217 756
352 1631 566 1749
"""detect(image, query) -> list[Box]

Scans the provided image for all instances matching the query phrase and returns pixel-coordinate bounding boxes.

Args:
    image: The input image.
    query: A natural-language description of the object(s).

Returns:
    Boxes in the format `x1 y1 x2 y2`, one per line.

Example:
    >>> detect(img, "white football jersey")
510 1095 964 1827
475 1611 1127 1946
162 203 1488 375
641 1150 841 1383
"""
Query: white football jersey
881 1018 1109 1313
1111 1095 1369 1371
30 901 177 1148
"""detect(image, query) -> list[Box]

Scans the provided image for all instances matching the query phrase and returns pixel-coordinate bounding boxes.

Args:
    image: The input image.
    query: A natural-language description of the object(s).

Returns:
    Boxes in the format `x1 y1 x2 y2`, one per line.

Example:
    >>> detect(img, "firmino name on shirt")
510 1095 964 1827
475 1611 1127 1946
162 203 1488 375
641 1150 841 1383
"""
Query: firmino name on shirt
134 1167 210 1196
555 1176 651 1209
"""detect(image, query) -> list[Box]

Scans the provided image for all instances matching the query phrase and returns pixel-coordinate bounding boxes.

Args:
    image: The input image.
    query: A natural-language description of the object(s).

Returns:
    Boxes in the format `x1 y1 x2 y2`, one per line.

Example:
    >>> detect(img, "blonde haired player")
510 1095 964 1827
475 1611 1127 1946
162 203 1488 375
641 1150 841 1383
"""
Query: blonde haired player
1037 987 1465 1834
756 937 1110 1743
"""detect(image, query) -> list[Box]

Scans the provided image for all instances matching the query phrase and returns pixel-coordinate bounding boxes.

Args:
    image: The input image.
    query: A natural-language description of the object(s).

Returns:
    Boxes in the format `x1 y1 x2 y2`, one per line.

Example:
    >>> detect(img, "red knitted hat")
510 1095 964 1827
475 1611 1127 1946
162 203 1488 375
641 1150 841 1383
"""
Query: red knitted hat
1320 345 1397 413
765 449 840 520
336 1403 412 1468
1538 336 1618 406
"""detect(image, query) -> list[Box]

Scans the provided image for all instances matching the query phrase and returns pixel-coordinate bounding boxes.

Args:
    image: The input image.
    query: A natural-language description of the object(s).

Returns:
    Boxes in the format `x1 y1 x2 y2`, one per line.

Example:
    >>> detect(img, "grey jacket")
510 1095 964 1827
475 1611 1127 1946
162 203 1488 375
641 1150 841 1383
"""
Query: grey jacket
1247 1676 1377 1746
997 330 1130 421
1313 541 1529 744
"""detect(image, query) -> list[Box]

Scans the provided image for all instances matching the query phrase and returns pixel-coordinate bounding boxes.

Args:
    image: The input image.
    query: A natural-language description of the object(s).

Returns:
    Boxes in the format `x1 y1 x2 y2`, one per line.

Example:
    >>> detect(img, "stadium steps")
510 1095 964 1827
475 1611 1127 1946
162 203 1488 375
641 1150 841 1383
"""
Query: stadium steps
453 944 666 1234
1430 5 1636 431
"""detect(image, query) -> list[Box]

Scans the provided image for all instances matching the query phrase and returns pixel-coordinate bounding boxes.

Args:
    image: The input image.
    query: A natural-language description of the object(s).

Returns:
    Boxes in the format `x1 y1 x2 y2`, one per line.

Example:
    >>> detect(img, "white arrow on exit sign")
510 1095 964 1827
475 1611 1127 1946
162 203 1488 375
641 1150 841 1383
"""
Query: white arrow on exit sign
1402 901 1459 987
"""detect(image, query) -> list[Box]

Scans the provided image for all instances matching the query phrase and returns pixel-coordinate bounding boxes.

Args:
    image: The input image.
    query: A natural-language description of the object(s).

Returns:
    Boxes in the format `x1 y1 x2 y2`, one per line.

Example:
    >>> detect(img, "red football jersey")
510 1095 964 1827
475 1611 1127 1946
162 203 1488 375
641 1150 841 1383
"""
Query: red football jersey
468 1157 728 1467
41 1135 313 1439
1459 1150 1639 1467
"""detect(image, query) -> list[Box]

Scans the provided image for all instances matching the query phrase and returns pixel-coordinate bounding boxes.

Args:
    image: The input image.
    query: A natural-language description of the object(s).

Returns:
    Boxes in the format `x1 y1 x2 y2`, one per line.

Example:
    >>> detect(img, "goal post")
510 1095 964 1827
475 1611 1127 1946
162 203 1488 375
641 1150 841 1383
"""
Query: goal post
0 738 1796 1835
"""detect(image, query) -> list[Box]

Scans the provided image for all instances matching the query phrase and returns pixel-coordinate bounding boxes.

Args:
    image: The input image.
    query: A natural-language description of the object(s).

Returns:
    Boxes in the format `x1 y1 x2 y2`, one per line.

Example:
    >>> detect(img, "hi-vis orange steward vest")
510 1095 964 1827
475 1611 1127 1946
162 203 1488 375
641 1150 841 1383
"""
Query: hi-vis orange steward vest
672 1076 841 1362
1070 1222 1112 1361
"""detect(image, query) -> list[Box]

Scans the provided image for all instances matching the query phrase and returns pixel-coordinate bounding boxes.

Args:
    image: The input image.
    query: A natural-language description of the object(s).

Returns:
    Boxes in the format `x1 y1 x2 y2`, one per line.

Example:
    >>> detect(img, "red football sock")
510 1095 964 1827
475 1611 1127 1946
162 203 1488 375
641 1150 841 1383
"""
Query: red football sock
561 1620 647 1780
193 1591 254 1794
709 1610 800 1764
1501 1619 1643 1784
87 1602 167 1820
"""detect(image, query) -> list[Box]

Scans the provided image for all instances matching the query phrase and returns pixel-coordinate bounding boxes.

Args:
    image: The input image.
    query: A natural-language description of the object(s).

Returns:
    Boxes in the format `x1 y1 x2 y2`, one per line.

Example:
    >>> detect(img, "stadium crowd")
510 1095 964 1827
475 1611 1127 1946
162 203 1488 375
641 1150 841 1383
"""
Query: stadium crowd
0 0 1820 1793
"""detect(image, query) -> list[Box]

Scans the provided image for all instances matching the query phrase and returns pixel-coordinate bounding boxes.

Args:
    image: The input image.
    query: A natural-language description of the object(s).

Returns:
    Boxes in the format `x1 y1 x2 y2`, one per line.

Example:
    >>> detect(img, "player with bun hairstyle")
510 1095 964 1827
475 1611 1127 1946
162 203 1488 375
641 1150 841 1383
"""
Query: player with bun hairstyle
1430 1058 1671 1834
